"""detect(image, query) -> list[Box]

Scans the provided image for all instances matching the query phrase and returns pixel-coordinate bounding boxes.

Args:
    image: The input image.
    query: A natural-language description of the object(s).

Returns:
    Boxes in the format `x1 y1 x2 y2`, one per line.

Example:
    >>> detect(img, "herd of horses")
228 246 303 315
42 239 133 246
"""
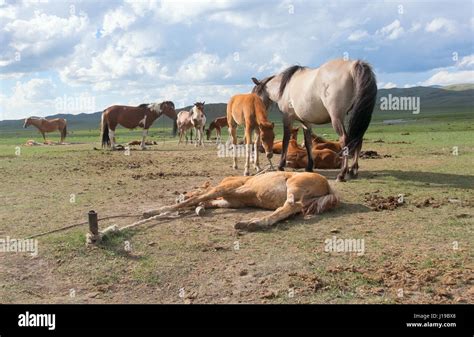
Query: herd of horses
23 58 377 230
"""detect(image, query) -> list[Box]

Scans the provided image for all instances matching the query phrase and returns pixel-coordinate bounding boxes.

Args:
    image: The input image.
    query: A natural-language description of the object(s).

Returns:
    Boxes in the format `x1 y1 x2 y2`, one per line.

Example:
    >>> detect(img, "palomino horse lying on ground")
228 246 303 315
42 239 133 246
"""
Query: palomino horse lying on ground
23 117 67 143
177 102 206 146
101 101 177 150
227 93 275 176
143 171 339 231
206 116 227 143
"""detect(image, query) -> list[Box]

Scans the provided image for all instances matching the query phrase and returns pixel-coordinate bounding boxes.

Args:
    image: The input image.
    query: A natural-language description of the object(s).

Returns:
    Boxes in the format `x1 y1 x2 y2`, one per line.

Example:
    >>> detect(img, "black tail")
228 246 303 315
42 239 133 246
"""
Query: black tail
346 61 377 154
101 112 110 147
61 121 67 141
172 117 178 137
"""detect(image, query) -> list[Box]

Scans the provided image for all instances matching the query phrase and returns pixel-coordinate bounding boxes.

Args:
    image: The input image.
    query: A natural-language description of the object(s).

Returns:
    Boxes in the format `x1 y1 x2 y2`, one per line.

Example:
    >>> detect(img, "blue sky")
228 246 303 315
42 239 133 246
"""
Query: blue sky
0 0 473 120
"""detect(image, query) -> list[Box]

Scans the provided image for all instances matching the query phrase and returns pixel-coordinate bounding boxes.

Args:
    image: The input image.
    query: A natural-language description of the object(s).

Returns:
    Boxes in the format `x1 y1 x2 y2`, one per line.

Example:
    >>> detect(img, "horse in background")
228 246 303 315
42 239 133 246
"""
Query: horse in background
177 102 206 146
251 59 377 181
206 116 227 143
227 93 274 176
23 117 67 143
101 101 177 149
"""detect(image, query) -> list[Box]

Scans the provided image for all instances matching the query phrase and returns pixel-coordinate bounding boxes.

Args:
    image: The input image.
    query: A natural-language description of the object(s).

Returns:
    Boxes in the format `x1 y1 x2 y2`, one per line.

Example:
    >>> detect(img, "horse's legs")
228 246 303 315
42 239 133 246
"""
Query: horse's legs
244 127 253 176
143 179 245 217
253 130 261 172
200 126 205 146
216 127 221 144
41 132 46 142
349 141 362 178
331 118 349 181
230 124 238 170
140 129 149 150
302 127 314 172
278 118 292 171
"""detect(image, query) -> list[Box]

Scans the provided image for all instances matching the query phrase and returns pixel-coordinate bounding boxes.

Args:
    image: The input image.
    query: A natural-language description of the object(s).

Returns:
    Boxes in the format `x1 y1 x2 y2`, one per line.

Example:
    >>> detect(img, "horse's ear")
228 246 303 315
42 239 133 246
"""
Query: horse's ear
251 77 260 85
271 122 275 128
202 101 205 105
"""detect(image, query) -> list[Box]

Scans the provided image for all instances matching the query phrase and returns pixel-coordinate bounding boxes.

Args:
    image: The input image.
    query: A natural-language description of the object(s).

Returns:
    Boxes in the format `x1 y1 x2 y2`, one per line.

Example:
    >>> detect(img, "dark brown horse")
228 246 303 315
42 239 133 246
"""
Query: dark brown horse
101 101 177 149
206 116 227 143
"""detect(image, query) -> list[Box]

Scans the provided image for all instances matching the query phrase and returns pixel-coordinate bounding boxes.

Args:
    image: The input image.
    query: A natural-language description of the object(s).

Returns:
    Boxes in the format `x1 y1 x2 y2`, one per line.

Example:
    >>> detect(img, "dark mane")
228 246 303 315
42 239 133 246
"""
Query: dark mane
137 103 150 108
161 101 175 108
279 65 305 98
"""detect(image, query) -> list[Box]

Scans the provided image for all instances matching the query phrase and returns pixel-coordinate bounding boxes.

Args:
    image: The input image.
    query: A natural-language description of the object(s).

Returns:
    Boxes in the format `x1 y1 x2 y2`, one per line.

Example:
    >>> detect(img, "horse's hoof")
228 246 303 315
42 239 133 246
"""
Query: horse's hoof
336 175 346 182
244 171 250 176
305 167 313 173
348 170 358 179
277 166 285 171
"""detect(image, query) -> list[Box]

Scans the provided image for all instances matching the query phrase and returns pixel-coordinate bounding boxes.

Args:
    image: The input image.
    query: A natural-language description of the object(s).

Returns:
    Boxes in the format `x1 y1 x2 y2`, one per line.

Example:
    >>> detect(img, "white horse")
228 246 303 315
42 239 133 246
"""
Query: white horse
176 102 206 146
251 59 377 181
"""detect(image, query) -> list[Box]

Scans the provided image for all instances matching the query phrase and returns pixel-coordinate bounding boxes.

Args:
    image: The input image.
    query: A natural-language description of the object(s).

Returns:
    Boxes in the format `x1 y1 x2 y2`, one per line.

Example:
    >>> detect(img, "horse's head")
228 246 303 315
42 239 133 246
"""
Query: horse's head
251 76 274 109
159 101 177 136
192 102 205 119
259 121 275 159
23 117 31 128
290 127 299 141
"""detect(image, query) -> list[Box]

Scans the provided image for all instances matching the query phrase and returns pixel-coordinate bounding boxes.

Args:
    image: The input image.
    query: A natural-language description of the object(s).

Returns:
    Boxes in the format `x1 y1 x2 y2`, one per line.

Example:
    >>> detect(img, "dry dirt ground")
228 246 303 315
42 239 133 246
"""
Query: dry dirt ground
0 139 473 304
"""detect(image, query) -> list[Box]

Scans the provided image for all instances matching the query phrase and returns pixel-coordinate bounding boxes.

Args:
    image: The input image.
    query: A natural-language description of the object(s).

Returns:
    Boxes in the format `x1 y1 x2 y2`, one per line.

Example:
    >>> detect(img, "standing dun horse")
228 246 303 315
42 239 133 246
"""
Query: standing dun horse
23 117 67 143
177 102 206 146
206 116 227 143
227 93 275 176
101 101 177 149
251 59 377 181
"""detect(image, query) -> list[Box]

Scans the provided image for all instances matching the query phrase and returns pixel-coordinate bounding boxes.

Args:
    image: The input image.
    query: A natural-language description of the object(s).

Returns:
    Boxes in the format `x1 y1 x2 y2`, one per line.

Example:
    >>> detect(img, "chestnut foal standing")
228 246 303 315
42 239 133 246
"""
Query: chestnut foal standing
227 93 275 176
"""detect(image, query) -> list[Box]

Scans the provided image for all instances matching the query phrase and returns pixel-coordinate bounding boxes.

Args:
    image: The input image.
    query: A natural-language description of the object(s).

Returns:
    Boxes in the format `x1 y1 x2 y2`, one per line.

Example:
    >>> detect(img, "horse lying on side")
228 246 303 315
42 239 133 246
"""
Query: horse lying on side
143 171 339 231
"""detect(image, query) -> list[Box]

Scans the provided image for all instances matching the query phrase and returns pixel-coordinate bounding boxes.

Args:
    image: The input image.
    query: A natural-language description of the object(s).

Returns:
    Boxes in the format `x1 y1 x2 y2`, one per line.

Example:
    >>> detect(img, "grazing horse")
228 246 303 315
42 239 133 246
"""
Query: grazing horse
143 171 339 232
227 93 275 176
206 116 228 143
101 101 177 149
177 102 206 146
23 117 67 143
251 59 377 181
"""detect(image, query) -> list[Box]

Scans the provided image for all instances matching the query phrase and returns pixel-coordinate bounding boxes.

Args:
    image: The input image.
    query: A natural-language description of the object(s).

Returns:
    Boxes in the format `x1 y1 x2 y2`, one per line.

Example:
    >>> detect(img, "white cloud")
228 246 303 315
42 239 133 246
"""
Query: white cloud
382 82 397 89
457 54 474 68
425 18 456 34
0 5 18 20
422 70 474 86
5 12 88 52
102 6 136 36
0 78 56 118
376 20 404 40
176 52 232 82
348 30 369 41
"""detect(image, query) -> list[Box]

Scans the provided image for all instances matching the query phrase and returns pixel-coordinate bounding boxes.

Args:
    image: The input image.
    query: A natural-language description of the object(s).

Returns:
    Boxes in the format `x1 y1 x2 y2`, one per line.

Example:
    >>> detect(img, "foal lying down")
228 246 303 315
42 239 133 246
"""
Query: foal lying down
143 171 339 231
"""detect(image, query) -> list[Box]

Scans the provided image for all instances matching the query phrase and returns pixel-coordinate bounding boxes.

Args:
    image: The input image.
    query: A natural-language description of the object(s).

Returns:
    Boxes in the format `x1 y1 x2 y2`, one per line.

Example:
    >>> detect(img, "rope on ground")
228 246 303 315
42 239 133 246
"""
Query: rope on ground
25 214 142 239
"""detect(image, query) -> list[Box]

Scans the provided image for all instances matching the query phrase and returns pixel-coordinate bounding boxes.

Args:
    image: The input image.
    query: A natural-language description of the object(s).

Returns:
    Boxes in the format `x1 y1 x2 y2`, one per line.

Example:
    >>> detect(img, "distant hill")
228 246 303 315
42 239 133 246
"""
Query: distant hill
443 83 474 91
1 85 472 130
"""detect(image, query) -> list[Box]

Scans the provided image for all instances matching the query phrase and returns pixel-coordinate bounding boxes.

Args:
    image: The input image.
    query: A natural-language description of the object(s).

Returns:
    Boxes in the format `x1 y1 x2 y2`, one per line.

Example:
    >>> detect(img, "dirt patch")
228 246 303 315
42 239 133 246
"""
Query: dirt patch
360 150 392 159
364 192 405 211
